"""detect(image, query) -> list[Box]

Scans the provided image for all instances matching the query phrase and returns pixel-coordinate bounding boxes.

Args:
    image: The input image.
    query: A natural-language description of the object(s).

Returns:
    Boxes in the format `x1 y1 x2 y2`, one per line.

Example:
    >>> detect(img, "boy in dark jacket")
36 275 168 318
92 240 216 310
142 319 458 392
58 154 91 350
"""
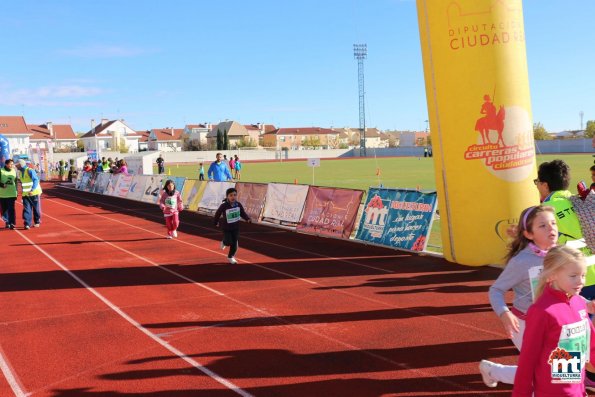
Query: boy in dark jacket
214 188 251 264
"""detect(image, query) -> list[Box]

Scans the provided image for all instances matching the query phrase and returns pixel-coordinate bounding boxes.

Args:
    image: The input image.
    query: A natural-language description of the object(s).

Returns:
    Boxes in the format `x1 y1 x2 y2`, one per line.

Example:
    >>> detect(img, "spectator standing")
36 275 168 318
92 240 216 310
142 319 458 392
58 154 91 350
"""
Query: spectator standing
16 159 42 230
113 159 130 176
0 159 17 229
208 153 233 182
198 162 205 181
156 154 165 174
234 156 242 180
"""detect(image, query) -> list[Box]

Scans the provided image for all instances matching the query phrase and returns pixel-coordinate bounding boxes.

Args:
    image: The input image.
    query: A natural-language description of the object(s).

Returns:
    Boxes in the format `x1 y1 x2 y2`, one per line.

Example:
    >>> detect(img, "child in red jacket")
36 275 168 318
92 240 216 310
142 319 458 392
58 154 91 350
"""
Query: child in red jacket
513 246 595 396
159 179 183 239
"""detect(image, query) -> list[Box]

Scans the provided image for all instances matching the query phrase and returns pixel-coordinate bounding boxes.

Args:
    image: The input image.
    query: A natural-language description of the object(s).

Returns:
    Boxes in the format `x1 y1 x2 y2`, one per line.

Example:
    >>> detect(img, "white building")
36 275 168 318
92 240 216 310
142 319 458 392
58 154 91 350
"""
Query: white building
184 124 210 147
148 128 184 152
0 116 32 155
80 119 141 153
28 122 78 151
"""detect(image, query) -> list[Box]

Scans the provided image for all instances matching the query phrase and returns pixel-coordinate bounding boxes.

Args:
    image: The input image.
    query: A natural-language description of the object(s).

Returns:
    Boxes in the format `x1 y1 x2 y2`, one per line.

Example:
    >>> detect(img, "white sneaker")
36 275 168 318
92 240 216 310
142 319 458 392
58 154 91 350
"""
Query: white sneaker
228 257 237 264
172 230 178 238
34 223 40 228
220 241 226 250
166 235 173 239
479 360 498 388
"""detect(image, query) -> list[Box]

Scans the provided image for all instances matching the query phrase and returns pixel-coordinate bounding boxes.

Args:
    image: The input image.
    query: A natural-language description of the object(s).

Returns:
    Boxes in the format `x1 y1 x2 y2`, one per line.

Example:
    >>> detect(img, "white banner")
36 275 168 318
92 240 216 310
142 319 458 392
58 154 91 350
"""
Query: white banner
198 181 236 214
126 175 149 201
262 183 309 224
92 173 111 194
141 175 164 204
114 174 134 198
104 174 120 196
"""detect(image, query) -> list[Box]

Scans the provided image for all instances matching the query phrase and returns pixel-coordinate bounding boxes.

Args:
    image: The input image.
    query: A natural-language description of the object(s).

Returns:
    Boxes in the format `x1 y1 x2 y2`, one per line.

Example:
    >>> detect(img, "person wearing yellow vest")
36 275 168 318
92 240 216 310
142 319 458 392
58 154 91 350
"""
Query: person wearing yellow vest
16 159 42 230
0 159 17 229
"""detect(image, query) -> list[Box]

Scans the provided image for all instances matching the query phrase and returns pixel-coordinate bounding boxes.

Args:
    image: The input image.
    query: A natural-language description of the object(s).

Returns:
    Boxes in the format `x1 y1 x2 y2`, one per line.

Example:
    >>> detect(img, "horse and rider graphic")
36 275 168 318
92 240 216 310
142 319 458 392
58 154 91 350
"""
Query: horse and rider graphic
474 94 506 146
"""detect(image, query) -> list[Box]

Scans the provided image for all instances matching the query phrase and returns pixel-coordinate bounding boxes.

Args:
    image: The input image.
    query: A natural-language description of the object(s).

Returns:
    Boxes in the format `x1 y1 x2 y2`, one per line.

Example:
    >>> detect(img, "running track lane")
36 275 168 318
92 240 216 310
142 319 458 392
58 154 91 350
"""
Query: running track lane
0 184 517 396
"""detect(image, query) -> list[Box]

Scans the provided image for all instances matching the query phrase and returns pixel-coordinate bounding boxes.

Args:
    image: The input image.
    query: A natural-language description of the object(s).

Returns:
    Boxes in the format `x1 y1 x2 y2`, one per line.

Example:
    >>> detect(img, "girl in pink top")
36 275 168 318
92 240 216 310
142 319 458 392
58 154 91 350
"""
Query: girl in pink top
159 179 183 239
513 246 595 396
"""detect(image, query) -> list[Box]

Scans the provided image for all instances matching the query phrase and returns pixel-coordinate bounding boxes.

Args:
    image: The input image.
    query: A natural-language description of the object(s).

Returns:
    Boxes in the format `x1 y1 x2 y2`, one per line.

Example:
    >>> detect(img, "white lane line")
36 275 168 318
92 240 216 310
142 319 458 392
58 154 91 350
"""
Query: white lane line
35 195 499 394
13 229 253 397
44 195 505 339
0 346 28 397
52 189 400 274
25 214 477 394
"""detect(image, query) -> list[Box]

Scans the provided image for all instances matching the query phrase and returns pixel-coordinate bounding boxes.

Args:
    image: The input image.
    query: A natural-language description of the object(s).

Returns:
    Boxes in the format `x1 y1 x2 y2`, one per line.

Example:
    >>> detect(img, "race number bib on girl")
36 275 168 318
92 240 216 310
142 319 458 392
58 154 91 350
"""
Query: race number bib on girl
549 318 590 384
226 207 240 223
165 196 177 209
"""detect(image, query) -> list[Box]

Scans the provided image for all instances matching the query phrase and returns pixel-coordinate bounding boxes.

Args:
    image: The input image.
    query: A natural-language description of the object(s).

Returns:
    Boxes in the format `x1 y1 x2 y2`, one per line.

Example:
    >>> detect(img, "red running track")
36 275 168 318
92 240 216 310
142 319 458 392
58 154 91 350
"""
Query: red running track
0 183 521 396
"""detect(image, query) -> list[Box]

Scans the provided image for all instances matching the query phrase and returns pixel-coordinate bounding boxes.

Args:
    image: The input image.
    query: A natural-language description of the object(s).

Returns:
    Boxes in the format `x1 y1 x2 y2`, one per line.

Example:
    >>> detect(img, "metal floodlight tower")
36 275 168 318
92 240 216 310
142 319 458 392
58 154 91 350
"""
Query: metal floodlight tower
353 43 367 157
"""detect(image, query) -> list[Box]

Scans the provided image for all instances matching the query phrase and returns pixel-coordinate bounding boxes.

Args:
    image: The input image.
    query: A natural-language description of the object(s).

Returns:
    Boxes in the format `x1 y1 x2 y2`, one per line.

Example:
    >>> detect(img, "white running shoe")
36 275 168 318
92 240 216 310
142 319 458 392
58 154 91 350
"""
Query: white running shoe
220 241 226 250
166 235 173 239
172 230 178 238
479 360 498 388
228 257 237 264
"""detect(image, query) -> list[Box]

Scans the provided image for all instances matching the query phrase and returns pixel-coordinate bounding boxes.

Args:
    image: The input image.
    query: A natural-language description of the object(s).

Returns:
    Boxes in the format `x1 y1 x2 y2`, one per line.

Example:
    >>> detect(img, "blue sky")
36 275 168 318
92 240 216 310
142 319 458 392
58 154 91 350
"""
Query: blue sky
0 0 593 133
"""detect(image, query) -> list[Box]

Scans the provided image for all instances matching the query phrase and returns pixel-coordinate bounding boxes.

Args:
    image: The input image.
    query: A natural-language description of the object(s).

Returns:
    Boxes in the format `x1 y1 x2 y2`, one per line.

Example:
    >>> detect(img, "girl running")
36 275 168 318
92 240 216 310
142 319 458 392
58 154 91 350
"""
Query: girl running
159 179 183 239
480 206 558 387
513 245 595 396
214 187 251 264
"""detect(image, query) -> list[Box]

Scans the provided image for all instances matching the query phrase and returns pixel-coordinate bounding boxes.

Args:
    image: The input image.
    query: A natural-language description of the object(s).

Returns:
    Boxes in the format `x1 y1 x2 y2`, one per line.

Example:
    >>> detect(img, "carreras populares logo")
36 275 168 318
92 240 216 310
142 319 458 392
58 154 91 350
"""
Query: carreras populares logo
548 347 582 384
363 194 389 238
463 94 535 183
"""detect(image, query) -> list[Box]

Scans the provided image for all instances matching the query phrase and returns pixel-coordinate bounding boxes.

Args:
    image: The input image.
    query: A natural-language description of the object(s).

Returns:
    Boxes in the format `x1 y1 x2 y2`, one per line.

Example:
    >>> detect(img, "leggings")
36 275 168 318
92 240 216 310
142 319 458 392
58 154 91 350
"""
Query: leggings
223 229 239 258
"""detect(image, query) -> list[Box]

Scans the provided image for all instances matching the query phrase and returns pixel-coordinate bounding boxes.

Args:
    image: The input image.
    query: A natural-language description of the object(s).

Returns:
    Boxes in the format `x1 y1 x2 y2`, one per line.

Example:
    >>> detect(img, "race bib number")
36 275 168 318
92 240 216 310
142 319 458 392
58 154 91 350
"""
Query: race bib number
528 265 543 302
226 207 240 223
549 318 590 384
165 196 177 209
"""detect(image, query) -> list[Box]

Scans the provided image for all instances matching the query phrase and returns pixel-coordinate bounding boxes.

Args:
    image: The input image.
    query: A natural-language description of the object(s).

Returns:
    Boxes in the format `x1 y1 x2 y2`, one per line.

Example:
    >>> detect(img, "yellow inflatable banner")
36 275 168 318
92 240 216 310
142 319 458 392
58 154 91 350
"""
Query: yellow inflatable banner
416 0 539 265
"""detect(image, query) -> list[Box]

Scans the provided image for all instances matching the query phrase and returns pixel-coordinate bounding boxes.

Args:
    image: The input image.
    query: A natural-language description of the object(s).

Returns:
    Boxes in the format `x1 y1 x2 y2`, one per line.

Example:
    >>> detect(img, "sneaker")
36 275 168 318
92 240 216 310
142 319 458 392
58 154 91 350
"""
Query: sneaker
220 241 226 250
479 360 498 388
166 235 173 239
34 223 40 228
228 257 237 264
24 225 30 230
585 375 595 392
9 224 14 230
172 230 177 238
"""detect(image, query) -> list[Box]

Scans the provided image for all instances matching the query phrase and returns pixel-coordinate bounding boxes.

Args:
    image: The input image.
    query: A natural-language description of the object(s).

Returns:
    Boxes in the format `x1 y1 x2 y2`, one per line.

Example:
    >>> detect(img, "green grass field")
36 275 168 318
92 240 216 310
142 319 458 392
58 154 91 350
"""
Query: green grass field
161 153 594 252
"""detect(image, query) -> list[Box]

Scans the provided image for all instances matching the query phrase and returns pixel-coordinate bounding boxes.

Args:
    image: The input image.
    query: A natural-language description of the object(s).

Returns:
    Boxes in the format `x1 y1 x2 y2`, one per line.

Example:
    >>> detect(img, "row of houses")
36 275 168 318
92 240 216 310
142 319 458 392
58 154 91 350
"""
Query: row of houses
0 115 431 156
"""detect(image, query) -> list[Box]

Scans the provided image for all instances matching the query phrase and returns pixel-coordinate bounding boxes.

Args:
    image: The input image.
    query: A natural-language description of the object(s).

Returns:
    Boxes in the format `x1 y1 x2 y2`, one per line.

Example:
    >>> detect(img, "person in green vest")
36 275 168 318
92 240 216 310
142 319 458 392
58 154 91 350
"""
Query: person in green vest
16 159 42 230
0 159 17 229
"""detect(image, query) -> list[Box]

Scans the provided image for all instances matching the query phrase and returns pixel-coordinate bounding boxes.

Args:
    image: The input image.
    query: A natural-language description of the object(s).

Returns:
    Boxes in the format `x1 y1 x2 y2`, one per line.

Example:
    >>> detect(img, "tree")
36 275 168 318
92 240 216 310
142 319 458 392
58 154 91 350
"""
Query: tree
585 120 595 139
216 129 223 150
223 129 229 150
533 122 551 140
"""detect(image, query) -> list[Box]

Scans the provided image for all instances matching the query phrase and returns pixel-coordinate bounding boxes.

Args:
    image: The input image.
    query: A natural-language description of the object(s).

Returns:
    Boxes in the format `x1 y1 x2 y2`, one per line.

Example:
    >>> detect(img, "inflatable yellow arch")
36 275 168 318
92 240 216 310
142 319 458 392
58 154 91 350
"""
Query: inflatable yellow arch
416 0 539 266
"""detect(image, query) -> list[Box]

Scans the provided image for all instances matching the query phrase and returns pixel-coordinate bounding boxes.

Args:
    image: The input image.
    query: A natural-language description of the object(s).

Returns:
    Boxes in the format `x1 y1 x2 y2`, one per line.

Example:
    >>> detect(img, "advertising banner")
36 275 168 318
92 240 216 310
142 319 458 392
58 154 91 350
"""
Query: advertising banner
141 175 164 204
114 174 134 198
180 180 207 211
126 175 149 201
416 0 538 264
355 188 437 252
235 182 268 221
297 187 364 239
261 183 309 225
92 173 111 194
198 181 236 215
104 174 121 196
77 172 91 190
84 172 98 192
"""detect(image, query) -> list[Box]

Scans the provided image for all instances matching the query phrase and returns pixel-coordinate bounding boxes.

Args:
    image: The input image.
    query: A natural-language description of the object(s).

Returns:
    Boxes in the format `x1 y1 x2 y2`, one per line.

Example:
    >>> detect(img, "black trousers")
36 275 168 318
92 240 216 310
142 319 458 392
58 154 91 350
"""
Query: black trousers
223 229 239 258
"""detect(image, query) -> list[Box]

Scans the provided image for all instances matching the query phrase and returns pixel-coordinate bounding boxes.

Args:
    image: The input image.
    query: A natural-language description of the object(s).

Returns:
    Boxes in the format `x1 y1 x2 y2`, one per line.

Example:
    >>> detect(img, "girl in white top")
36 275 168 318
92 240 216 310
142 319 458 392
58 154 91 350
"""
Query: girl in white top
479 205 558 387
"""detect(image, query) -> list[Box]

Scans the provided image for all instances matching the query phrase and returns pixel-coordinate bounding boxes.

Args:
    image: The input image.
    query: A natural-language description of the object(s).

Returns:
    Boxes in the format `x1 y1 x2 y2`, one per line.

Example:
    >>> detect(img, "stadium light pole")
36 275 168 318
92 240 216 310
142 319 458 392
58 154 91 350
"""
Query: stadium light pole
353 44 367 157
